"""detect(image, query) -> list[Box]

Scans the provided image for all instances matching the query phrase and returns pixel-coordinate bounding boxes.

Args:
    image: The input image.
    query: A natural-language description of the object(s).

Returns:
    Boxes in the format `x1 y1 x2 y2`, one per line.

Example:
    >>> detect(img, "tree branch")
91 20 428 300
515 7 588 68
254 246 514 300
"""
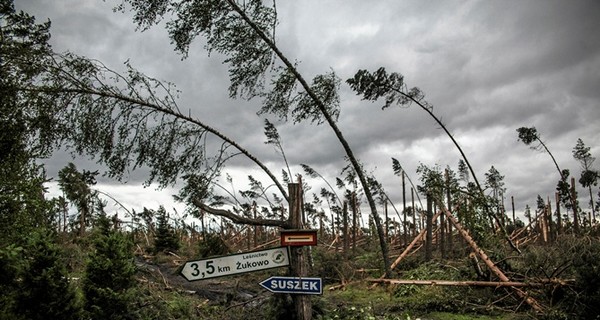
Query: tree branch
192 199 290 229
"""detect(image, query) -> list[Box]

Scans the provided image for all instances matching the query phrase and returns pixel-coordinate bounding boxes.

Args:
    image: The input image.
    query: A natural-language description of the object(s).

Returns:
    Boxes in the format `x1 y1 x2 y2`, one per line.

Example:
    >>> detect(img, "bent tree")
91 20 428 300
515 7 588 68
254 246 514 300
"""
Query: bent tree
572 138 598 217
347 68 520 253
25 53 291 226
116 0 391 273
517 126 579 229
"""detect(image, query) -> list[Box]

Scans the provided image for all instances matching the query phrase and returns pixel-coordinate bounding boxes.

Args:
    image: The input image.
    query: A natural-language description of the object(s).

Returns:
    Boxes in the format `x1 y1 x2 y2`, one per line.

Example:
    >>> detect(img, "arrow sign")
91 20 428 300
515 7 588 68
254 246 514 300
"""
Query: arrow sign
280 229 318 246
180 247 290 281
259 276 323 295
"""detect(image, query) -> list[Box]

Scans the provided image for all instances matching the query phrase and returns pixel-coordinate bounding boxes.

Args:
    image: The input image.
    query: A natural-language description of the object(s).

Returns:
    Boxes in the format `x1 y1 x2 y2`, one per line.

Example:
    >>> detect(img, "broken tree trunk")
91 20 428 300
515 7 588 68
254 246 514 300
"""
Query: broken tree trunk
370 211 443 289
390 211 442 272
442 209 544 313
368 278 546 287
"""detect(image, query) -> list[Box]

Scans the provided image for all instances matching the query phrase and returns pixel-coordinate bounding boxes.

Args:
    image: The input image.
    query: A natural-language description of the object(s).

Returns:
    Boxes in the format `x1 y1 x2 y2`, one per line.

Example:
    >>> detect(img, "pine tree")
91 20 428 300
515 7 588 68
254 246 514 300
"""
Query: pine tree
572 138 598 217
1 231 82 320
16 231 82 320
83 214 137 320
153 206 180 254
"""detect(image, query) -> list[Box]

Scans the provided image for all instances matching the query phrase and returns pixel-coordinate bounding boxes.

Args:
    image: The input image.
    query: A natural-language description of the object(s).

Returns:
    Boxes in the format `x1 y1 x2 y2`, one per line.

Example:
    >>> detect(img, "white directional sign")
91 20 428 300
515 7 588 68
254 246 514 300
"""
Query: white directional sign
180 247 290 281
259 276 323 295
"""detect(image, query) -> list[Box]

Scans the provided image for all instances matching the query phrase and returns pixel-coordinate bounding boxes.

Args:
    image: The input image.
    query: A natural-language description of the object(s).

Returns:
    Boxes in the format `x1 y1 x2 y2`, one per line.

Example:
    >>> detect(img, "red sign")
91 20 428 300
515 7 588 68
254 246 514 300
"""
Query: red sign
280 229 318 246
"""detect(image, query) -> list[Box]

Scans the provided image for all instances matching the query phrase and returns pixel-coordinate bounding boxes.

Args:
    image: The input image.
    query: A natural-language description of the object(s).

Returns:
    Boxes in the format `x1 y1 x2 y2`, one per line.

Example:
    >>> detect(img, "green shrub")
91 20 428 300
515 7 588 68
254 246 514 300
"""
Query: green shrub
1 230 82 320
153 206 180 254
197 232 230 258
83 215 137 320
519 235 600 319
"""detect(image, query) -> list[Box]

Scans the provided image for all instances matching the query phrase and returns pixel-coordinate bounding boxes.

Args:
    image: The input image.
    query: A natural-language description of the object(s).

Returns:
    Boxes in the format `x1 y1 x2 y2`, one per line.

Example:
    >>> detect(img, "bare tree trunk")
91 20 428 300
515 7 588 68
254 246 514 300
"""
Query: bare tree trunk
371 211 442 287
555 193 562 235
370 279 548 287
352 192 357 252
547 197 554 242
541 205 548 243
443 209 544 313
384 200 389 241
343 201 349 259
390 211 442 271
511 196 516 226
445 170 452 258
571 177 579 233
411 188 416 237
80 207 87 237
226 0 391 274
425 195 433 261
589 185 596 222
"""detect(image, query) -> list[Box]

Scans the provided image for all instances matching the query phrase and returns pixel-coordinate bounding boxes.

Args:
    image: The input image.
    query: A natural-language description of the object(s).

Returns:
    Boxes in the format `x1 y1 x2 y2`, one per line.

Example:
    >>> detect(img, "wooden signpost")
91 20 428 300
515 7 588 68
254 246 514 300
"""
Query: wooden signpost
259 276 323 295
180 247 290 281
180 181 317 319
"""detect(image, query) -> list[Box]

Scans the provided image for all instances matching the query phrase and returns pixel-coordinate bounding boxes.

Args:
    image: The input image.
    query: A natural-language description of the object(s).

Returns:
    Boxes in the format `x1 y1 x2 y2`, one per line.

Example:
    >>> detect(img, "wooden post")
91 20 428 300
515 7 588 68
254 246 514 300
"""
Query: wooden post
288 182 311 320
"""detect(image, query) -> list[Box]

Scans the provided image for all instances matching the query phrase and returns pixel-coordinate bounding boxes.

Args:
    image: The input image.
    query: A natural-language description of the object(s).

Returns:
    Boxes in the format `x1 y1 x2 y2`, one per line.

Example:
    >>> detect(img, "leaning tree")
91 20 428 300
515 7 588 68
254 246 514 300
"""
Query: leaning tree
114 0 392 273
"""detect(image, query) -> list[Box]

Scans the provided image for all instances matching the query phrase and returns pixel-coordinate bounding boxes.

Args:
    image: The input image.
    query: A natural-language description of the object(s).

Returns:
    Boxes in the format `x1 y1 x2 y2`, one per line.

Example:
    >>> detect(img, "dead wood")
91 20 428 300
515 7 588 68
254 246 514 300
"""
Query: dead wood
442 209 545 313
368 278 545 287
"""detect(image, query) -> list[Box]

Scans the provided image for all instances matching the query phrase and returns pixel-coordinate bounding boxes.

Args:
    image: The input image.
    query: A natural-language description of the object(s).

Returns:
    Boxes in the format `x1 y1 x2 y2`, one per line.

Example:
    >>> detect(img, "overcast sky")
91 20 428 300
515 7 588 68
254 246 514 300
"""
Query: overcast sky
16 0 600 225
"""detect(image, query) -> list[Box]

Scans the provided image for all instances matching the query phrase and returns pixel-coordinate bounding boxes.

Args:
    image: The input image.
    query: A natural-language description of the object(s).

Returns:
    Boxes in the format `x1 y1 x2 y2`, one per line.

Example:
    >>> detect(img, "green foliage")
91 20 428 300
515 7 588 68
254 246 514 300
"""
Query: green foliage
572 138 598 212
389 261 515 315
396 285 466 314
58 162 101 233
556 169 575 210
518 235 600 319
263 294 296 320
153 206 180 253
0 0 58 244
17 231 83 320
484 166 505 197
347 67 429 110
197 232 230 258
0 244 25 319
118 0 276 98
83 214 137 320
0 231 82 320
37 54 213 187
320 282 402 320
416 163 445 199
516 127 539 148
319 305 389 320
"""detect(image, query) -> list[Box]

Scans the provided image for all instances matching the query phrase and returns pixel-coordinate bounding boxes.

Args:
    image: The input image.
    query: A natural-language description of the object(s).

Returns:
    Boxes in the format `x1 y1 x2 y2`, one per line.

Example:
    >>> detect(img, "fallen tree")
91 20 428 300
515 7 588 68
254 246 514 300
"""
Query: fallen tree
368 278 572 288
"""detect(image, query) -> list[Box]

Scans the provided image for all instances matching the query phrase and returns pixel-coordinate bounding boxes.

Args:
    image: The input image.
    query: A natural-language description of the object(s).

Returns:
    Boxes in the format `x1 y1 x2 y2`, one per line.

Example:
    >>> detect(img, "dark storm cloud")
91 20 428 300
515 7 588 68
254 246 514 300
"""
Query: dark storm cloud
14 0 600 218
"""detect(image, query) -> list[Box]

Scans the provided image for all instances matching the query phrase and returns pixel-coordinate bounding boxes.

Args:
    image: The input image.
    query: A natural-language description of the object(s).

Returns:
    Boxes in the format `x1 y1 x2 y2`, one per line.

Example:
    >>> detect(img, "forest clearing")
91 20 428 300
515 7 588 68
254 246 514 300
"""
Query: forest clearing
3 0 599 319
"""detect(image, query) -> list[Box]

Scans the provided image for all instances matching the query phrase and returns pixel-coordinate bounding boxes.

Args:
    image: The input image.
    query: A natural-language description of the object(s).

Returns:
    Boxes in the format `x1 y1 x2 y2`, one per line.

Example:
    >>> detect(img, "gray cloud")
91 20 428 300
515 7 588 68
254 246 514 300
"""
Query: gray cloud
16 0 600 219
